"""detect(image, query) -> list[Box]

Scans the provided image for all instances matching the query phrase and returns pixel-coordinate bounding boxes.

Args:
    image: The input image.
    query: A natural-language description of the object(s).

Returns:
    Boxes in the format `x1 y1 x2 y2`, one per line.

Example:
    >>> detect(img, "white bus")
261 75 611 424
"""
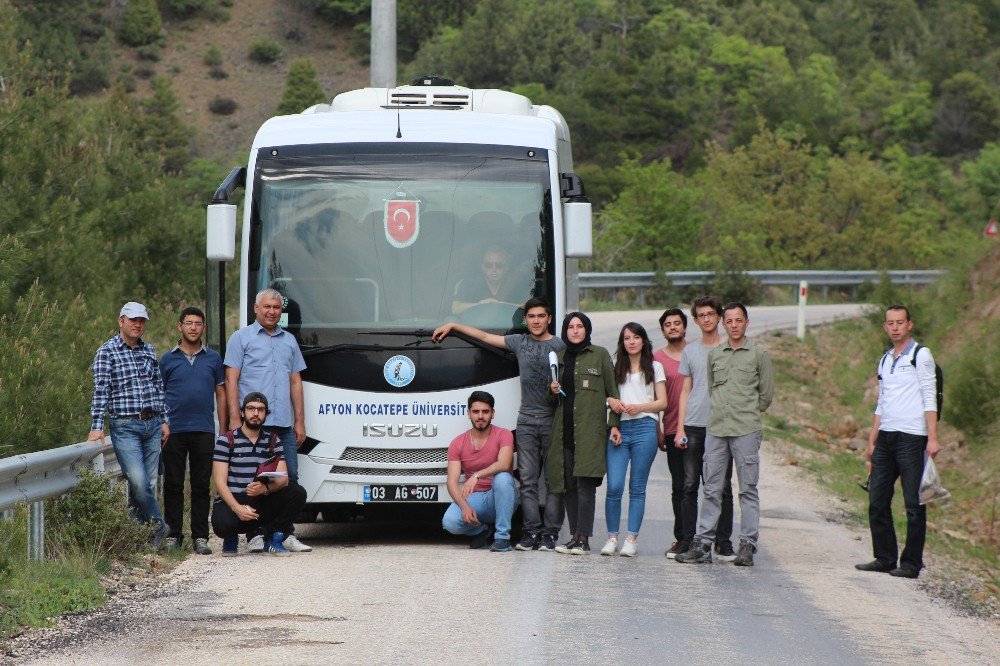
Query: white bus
206 77 591 520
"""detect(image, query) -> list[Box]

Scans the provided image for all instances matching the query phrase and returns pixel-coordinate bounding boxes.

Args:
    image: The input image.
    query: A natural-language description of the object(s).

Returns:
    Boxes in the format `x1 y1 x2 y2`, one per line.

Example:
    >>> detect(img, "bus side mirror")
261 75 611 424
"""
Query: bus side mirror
563 201 592 258
206 204 237 261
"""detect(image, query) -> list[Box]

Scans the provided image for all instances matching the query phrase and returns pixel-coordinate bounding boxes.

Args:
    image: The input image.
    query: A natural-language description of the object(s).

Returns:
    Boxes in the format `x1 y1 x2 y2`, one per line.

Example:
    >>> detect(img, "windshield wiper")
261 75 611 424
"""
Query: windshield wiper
360 328 514 361
301 343 443 357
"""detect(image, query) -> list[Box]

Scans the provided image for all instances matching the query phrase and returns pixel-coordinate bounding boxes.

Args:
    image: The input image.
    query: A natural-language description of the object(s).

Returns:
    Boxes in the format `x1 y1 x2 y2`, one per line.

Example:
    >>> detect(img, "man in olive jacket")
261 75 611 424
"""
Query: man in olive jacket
677 303 774 567
546 312 621 554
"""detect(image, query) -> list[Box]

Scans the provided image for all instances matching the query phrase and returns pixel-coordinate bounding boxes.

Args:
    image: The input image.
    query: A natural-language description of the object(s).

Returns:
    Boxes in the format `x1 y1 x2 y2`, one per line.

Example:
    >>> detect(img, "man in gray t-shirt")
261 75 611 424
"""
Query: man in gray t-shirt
672 297 735 559
432 297 564 551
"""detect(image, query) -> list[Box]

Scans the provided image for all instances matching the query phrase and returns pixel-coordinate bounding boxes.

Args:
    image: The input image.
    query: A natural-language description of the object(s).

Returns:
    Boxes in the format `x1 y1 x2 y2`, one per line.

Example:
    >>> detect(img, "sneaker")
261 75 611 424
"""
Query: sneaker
600 537 619 556
164 536 182 550
568 540 590 555
193 538 213 555
248 534 265 553
715 542 737 562
264 531 291 557
675 541 713 564
538 534 557 552
490 538 512 553
554 539 577 554
221 536 238 556
665 540 688 559
734 543 755 567
283 535 313 552
619 539 638 558
515 532 539 551
469 526 493 550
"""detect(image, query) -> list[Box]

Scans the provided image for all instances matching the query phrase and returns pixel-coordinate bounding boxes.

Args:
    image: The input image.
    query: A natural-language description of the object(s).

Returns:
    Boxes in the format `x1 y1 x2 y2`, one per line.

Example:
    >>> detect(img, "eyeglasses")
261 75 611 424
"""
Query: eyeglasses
244 405 267 413
696 312 717 320
181 321 205 328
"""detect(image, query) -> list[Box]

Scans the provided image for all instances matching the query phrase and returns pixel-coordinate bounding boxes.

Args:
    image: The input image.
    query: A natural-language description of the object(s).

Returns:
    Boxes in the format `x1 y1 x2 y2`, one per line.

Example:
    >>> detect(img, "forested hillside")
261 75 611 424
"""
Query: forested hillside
2 0 999 454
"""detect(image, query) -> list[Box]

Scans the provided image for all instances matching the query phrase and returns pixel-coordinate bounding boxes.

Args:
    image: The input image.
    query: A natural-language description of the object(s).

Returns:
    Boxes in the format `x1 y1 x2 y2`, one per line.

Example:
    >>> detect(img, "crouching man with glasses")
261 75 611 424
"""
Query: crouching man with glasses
212 393 307 556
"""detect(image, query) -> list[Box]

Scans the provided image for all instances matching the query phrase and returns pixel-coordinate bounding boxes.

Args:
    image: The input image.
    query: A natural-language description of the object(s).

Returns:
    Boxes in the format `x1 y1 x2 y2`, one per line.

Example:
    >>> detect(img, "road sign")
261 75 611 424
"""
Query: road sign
986 219 998 237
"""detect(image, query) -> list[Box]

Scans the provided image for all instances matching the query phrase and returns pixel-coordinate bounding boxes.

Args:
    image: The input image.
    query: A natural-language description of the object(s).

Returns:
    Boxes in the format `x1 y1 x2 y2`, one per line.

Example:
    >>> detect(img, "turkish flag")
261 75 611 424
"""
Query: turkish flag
385 200 419 248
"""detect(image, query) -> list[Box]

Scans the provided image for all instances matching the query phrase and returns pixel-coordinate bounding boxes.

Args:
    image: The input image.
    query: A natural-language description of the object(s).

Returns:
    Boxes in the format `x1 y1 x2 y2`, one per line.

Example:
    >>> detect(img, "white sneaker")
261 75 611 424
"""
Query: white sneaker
247 535 265 553
600 538 619 556
283 534 313 552
620 539 638 557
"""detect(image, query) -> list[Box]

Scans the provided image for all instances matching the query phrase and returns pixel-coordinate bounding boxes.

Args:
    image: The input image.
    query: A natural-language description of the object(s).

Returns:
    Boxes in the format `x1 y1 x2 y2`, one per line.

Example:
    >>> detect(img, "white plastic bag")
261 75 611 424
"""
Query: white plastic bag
918 456 950 505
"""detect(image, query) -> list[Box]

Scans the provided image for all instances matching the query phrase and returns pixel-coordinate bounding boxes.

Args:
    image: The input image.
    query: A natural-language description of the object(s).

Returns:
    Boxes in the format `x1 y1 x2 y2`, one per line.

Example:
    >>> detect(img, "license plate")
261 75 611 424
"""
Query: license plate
363 484 438 502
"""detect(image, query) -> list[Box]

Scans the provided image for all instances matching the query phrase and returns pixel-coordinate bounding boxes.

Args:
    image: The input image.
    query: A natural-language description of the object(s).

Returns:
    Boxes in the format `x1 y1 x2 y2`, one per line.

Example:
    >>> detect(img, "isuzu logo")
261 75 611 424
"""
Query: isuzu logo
362 424 439 438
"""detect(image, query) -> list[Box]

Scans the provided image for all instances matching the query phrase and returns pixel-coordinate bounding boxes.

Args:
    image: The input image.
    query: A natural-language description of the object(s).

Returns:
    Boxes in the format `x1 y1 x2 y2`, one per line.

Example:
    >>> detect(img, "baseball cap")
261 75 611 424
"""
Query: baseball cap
120 302 150 320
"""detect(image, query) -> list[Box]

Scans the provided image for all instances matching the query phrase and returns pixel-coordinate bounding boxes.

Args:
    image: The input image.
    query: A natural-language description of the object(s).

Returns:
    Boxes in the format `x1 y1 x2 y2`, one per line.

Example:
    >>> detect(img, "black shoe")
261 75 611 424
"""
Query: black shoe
855 560 895 573
665 540 688 559
675 541 713 563
490 538 512 552
515 532 539 551
715 542 737 562
537 534 556 552
554 539 578 554
733 542 755 567
889 567 920 579
469 526 493 550
568 540 590 555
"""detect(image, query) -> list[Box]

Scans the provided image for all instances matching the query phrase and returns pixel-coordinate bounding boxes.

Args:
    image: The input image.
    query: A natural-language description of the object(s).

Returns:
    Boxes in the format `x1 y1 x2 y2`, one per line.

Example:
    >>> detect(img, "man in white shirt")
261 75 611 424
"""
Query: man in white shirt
856 304 941 579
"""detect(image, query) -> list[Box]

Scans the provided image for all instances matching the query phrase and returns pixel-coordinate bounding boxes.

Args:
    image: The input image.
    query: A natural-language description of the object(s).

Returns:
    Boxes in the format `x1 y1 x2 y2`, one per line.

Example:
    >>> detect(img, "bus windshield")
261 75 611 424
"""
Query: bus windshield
250 145 554 347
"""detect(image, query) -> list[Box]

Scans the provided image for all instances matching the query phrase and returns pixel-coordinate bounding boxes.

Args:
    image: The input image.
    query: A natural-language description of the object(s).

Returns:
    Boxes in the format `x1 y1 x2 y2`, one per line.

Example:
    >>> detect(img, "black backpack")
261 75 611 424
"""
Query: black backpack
877 344 943 421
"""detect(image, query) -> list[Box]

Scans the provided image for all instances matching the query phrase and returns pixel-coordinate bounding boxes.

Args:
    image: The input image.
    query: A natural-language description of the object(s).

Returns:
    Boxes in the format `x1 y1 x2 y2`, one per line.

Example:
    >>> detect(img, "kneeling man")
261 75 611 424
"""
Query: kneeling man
212 392 307 556
442 391 517 552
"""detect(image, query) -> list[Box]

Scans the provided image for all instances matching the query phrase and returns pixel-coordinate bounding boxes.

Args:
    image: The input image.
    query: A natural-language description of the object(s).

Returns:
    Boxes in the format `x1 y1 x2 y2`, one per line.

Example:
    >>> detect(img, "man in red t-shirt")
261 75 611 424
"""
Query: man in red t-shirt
653 308 691 558
442 391 517 552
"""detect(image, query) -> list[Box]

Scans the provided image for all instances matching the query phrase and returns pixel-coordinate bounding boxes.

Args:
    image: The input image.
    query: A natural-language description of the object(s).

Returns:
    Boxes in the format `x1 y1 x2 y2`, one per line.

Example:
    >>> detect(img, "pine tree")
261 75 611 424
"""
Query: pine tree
276 58 327 116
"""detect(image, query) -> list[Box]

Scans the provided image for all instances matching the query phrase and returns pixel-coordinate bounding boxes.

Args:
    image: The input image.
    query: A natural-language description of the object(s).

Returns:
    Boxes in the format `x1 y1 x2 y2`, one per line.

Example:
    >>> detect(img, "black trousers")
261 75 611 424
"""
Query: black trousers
683 426 734 545
869 430 927 571
212 484 307 541
561 446 600 538
162 431 215 541
664 433 685 541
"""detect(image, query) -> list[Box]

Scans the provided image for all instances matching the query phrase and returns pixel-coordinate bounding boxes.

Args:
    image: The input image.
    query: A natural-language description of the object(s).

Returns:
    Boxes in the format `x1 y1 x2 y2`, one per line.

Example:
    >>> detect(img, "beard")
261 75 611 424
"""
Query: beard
243 418 263 431
472 419 492 432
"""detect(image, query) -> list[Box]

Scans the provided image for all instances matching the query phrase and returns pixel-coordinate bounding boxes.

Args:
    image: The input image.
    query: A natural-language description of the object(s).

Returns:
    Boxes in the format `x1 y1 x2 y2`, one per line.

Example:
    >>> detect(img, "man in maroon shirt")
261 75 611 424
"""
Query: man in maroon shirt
441 391 517 552
654 308 690 557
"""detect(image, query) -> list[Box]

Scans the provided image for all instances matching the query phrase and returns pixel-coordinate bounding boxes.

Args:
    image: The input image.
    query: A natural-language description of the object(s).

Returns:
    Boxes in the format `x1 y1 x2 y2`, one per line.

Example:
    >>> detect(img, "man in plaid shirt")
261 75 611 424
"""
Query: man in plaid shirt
88 302 169 542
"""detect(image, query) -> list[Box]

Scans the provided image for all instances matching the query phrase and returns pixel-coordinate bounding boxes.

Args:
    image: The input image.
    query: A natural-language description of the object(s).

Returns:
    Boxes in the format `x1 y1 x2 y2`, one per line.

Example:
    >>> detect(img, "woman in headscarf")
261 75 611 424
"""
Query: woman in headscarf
548 312 620 554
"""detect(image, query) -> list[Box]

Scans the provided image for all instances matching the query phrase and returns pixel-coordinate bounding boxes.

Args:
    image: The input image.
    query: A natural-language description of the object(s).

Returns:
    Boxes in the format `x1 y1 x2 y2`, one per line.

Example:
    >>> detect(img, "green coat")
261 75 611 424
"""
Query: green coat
546 344 620 494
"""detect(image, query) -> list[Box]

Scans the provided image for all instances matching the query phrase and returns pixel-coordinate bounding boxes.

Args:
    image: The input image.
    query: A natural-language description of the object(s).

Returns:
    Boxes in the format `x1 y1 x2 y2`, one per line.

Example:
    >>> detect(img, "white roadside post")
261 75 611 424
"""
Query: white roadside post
797 280 808 340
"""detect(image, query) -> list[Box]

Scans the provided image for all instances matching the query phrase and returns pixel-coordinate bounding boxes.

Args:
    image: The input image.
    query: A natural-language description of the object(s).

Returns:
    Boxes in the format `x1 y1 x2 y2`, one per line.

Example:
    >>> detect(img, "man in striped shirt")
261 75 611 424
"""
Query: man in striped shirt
211 392 307 556
88 301 169 542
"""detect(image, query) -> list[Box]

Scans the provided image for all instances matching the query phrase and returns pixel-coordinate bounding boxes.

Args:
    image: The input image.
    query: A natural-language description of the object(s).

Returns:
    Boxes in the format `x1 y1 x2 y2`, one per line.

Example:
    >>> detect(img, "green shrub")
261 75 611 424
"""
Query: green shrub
248 39 283 64
136 45 162 61
161 0 212 17
276 57 327 115
47 470 152 566
203 45 222 68
208 67 228 79
118 0 163 47
208 96 238 115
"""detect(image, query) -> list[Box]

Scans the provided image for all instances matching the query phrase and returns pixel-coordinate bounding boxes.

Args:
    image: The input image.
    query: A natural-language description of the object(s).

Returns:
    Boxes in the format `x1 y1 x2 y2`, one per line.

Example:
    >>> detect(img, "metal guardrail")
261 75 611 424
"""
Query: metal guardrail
0 439 122 560
579 270 944 305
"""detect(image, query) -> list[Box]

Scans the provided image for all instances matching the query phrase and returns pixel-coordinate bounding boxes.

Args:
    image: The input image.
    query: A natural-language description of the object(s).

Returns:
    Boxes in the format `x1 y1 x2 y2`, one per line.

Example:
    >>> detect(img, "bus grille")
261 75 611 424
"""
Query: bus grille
329 466 445 477
339 447 448 465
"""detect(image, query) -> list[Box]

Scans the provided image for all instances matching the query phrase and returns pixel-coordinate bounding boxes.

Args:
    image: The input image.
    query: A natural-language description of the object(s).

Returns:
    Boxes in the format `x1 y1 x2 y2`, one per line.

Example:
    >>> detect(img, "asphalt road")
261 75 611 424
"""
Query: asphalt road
14 305 999 664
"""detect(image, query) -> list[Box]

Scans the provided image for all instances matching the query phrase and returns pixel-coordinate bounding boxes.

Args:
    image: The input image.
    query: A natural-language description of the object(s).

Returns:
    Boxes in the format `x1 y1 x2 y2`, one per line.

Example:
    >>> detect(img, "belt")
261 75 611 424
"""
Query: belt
118 409 162 421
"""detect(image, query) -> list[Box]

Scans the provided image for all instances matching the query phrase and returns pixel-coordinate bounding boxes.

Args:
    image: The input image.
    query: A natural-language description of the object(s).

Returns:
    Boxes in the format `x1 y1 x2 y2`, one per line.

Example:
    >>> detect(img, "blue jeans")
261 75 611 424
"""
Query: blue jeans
605 417 659 536
109 416 165 533
441 472 517 541
267 425 299 484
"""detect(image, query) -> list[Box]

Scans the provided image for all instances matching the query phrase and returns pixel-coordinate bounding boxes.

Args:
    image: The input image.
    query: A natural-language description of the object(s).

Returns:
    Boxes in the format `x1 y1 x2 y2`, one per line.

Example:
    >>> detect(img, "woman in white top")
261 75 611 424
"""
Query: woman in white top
601 322 668 557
